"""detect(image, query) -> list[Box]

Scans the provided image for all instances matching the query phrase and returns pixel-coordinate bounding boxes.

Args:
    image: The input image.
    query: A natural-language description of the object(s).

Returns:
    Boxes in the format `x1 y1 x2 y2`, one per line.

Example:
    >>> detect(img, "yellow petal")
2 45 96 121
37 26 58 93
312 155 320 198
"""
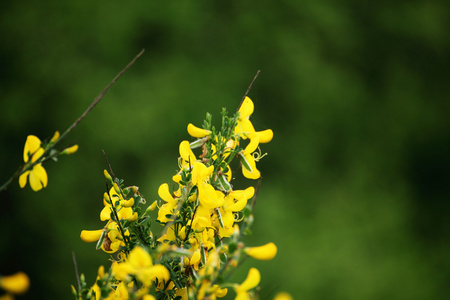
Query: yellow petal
80 229 103 243
244 133 260 155
191 162 213 185
23 135 41 162
241 153 260 179
187 123 211 138
127 212 138 222
29 164 48 191
238 268 260 292
245 242 277 260
158 183 174 203
273 292 293 300
18 171 29 188
31 147 45 163
238 97 254 119
122 197 135 207
235 118 255 138
257 129 273 143
198 182 222 209
0 272 30 294
128 246 153 268
100 206 112 221
179 140 196 165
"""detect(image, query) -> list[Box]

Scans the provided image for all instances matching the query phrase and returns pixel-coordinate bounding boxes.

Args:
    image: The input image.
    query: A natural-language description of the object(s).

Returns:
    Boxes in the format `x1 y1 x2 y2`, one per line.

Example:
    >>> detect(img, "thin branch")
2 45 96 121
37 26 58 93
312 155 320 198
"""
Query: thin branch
102 149 116 180
72 251 81 292
251 178 262 211
238 70 261 110
57 49 146 145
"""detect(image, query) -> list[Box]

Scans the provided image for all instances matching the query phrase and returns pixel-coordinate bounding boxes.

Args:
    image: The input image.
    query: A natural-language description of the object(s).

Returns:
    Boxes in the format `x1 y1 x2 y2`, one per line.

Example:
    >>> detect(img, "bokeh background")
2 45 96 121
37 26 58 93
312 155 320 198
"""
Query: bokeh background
1 1 449 299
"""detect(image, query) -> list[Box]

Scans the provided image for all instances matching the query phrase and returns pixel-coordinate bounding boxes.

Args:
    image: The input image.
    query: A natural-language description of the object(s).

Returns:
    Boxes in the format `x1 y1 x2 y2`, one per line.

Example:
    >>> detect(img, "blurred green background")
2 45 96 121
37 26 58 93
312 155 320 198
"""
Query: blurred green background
1 0 449 299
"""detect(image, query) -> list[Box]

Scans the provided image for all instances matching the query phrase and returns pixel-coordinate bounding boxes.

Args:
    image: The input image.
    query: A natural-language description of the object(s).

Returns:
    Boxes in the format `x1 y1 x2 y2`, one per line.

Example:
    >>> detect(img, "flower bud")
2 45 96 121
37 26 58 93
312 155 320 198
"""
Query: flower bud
146 200 158 212
71 285 77 297
61 144 78 155
103 169 113 183
113 182 121 194
50 131 60 143
127 212 138 222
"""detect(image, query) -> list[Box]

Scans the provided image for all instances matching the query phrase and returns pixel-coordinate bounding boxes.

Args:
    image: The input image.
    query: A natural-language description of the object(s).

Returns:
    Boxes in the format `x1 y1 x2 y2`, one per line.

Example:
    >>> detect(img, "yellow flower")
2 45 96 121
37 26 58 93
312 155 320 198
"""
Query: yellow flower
157 183 178 223
113 246 170 287
80 221 128 253
100 187 136 222
244 242 277 260
0 272 30 295
273 292 293 300
19 135 48 191
234 268 260 300
234 97 273 179
191 162 224 209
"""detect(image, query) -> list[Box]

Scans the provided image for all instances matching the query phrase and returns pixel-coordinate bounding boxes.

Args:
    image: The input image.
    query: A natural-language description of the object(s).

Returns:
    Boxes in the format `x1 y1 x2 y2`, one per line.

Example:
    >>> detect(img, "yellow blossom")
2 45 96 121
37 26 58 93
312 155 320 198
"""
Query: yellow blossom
234 268 260 300
273 292 293 300
244 242 277 260
113 246 170 287
19 135 48 191
0 272 30 295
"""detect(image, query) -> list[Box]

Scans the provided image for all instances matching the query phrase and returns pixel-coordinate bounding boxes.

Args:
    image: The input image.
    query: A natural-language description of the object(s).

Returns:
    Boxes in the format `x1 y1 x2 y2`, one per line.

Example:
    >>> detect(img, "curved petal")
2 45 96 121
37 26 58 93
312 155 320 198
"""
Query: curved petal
19 171 29 188
29 164 47 191
241 153 260 180
23 135 41 162
187 123 211 138
237 268 260 293
245 242 277 260
0 272 30 294
100 206 112 221
31 147 45 163
128 246 153 268
80 229 103 243
257 129 273 143
179 140 196 166
235 118 255 138
244 133 260 155
158 183 174 203
238 97 254 119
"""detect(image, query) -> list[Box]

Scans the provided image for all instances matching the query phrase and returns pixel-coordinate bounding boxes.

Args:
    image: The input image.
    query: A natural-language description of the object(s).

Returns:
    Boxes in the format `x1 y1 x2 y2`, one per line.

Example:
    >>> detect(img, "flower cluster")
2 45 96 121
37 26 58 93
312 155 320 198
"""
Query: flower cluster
18 131 78 191
76 97 281 300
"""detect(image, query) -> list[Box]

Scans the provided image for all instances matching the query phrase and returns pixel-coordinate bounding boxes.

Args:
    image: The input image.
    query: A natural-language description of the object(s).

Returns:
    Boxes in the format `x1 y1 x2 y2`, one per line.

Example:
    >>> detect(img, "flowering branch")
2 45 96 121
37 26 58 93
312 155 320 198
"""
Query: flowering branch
0 49 145 193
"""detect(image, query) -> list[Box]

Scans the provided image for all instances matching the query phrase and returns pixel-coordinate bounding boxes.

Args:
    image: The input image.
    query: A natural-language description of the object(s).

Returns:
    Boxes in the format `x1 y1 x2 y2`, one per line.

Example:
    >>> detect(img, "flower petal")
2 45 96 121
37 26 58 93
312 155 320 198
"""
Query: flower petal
29 164 47 191
187 123 211 138
158 183 174 203
245 242 277 260
257 129 273 143
179 140 196 166
0 272 30 294
238 97 254 119
18 171 29 188
23 135 41 162
237 267 260 293
80 229 103 243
